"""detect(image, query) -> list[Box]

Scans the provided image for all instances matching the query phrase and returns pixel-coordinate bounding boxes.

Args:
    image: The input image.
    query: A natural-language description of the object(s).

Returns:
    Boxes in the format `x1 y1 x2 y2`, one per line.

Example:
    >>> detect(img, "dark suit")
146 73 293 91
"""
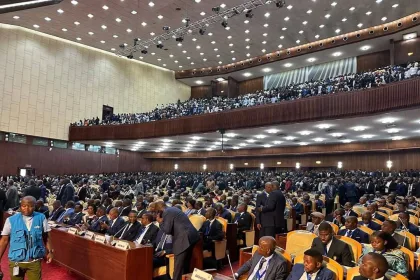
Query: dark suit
311 237 354 267
197 208 206 216
119 206 132 217
236 252 287 280
399 223 420 236
161 207 200 280
23 186 41 200
358 221 381 231
287 264 334 280
35 205 50 219
67 212 84 226
88 215 109 233
135 223 159 245
261 190 286 236
393 232 411 250
114 221 142 241
61 183 75 206
106 217 126 236
234 212 252 243
49 207 65 222
344 210 358 218
153 229 173 268
218 209 232 223
77 185 89 202
338 228 370 244
200 219 224 252
255 191 269 230
372 212 386 222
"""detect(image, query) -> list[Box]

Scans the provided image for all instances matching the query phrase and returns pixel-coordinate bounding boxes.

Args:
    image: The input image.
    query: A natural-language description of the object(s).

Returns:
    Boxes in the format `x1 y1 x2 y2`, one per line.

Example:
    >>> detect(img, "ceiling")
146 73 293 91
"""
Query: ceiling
82 108 420 153
1 0 419 72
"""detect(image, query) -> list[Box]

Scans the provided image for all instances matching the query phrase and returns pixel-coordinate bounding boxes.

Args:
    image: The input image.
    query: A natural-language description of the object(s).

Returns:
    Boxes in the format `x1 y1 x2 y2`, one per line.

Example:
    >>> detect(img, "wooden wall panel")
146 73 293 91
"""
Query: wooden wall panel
191 86 212 99
357 50 390 73
149 150 420 172
394 37 420 65
69 78 420 141
228 77 239 98
238 77 264 96
0 142 150 176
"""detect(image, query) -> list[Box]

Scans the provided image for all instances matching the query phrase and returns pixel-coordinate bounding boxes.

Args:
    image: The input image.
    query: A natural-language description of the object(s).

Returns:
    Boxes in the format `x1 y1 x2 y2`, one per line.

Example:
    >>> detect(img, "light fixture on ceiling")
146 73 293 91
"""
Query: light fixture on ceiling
246 139 256 143
148 1 154 7
352 126 368 131
255 134 267 139
313 138 325 142
307 57 317 62
295 162 301 169
284 136 296 140
71 0 78 5
386 160 393 169
408 52 414 56
316 123 333 129
266 129 279 134
357 23 363 28
332 52 342 57
298 130 313 135
337 161 343 169
385 128 402 134
263 144 272 148
216 78 225 82
102 5 108 10
342 139 353 143
330 133 344 137
33 24 40 28
403 32 417 40
57 9 64 14
391 136 405 141
366 11 372 15
379 117 398 124
359 134 375 139
284 63 292 67
225 133 237 137
243 72 252 77
260 163 264 170
195 80 203 85
360 45 371 51
262 68 272 73
392 3 399 8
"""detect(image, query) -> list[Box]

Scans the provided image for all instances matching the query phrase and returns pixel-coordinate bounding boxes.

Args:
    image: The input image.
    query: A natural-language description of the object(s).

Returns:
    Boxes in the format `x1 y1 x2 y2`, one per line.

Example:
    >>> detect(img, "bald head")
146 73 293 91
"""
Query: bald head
21 196 36 216
22 196 36 205
258 236 277 257
359 253 389 279
154 201 166 212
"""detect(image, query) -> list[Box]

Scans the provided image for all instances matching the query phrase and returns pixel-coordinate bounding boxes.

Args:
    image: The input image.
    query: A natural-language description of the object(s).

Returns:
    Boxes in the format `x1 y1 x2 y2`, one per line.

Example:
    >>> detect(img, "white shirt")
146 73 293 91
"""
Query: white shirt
120 223 132 238
299 269 320 280
325 239 333 253
136 223 151 244
247 254 273 280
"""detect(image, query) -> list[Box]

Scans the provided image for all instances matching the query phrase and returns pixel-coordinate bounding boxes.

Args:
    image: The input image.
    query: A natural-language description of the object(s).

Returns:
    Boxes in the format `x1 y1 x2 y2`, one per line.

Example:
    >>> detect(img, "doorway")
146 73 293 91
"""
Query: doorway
102 105 114 122
18 168 35 177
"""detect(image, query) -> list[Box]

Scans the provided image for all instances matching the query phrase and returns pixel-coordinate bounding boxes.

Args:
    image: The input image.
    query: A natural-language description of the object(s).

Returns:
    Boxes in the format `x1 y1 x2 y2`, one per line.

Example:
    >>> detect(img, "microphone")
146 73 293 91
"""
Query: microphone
226 250 236 280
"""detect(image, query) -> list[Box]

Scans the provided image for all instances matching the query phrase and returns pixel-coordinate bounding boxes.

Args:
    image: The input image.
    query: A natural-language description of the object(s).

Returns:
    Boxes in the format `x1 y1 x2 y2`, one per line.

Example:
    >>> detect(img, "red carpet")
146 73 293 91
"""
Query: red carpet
218 262 240 277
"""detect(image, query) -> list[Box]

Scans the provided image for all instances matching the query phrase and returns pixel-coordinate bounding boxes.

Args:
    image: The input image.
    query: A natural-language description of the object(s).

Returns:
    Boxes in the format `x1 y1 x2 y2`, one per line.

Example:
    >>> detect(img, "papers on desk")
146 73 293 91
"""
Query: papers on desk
191 268 213 280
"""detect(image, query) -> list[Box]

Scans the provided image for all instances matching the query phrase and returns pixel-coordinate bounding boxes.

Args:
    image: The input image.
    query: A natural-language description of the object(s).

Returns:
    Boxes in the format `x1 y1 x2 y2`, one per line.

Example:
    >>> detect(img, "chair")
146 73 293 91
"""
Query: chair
247 206 255 213
294 254 344 280
285 231 316 258
389 214 419 226
379 207 393 216
346 267 360 280
227 209 236 222
237 213 256 247
189 214 206 231
399 246 414 279
335 235 362 262
329 222 339 234
358 225 374 236
395 231 416 251
353 206 367 217
375 211 389 221
386 272 409 280
202 217 227 261
372 218 383 226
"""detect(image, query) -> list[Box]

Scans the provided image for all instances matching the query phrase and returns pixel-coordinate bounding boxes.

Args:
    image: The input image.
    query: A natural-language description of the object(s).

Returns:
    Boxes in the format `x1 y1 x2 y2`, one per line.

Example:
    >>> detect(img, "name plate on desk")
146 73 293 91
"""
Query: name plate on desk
94 235 106 244
67 228 78 235
191 268 213 280
85 231 95 240
115 240 130 250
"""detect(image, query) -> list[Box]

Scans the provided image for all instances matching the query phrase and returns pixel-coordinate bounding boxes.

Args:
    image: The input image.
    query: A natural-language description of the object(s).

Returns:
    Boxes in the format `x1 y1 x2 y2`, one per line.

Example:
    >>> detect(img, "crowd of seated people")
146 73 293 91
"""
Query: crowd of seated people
71 62 420 127
1 168 420 279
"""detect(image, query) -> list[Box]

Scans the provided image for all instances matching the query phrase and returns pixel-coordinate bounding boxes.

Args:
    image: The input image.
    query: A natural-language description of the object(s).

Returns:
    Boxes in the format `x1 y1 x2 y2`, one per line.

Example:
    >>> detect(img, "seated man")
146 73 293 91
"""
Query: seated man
48 200 65 222
287 249 334 280
343 202 358 218
56 201 75 223
119 198 132 217
302 193 312 209
215 203 232 223
397 212 420 235
87 207 109 233
338 216 369 244
102 207 125 236
134 212 159 245
195 200 206 216
381 220 411 250
135 201 147 218
311 222 354 267
200 208 224 253
376 198 390 212
66 204 84 226
114 210 142 241
291 198 304 216
306 212 325 236
355 252 390 280
355 197 368 207
35 199 50 219
359 211 381 231
235 236 287 280
367 203 385 222
407 196 417 210
314 194 325 213
326 209 345 228
392 201 408 215
234 203 252 244
153 228 173 268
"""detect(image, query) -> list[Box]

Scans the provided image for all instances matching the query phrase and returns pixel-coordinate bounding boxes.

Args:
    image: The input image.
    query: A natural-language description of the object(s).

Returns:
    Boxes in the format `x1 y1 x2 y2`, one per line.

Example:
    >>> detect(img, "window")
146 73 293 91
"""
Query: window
51 140 68 149
72 142 85 151
105 147 116 154
87 145 101 152
9 133 26 144
33 138 48 146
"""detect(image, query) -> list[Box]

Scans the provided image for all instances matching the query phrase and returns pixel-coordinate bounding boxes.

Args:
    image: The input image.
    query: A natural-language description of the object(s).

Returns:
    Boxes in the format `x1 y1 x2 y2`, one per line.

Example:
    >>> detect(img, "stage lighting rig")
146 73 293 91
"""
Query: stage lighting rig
175 36 184 42
212 6 221 13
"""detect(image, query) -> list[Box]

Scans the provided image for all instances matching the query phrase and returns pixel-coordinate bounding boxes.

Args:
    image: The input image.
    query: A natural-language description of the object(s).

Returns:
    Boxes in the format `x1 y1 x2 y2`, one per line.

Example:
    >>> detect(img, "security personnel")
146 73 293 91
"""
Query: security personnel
0 196 54 280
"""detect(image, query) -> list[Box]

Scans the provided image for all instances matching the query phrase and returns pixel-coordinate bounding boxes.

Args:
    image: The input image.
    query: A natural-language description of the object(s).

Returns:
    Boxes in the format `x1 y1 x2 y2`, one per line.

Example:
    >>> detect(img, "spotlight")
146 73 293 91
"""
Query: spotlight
127 53 134 59
276 0 286 8
199 28 206 35
175 36 184 42
245 10 254 18
212 6 221 13
162 26 170 31
157 43 164 49
221 20 228 28
141 49 148 54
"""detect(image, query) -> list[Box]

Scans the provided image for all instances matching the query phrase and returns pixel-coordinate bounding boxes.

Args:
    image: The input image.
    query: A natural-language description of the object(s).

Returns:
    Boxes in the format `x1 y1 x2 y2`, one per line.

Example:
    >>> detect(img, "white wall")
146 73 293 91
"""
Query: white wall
0 24 191 140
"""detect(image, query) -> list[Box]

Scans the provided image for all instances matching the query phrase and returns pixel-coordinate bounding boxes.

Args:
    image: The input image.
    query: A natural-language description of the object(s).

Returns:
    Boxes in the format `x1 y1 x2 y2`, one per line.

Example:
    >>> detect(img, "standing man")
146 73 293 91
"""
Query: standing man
256 182 273 237
0 196 54 280
155 201 200 280
258 181 286 236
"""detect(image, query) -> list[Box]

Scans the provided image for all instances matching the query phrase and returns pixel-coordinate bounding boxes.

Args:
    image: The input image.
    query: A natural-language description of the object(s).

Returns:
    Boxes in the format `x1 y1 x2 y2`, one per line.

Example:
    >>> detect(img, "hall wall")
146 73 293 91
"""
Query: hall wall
0 24 191 140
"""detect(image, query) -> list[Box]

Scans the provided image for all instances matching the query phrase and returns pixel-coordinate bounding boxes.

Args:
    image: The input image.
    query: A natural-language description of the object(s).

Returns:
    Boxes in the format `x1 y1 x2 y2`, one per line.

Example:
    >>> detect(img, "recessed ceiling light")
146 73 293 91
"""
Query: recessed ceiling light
360 45 371 51
175 60 178 63
149 1 155 7
299 142 309 146
71 0 78 5
284 63 292 67
284 17 289 21
296 40 300 43
282 27 287 31
200 12 206 16
379 117 398 124
287 5 293 9
359 134 375 139
116 18 122 22
196 45 201 49
262 41 267 44
262 68 272 73
307 10 312 14
245 38 250 42
245 29 249 33
195 80 203 85
342 18 347 22
246 53 250 57
392 3 399 8
111 48 116 51
381 17 387 21
243 72 252 77
299 30 304 34
273 141 283 145
278 44 283 48
239 143 248 147
211 41 216 44
88 31 94 35
195 0 201 3
332 52 342 57
316 123 333 129
331 133 344 137
335 29 341 34
214 48 218 51
246 139 257 143
127 29 132 33
349 7 355 11
315 35 320 39
403 32 417 40
284 136 296 140
13 16 20 19
74 21 80 25
100 40 105 44
357 23 363 28
263 23 269 27
352 126 369 131
255 134 267 139
331 2 337 6
263 144 272 148
151 52 156 55
150 32 155 36
298 130 313 135
230 50 235 53
113 35 118 38
376 0 382 3
220 3 226 8
141 22 147 27
385 128 402 134
131 10 137 14
392 136 405 141
302 21 308 25
218 61 223 64
57 9 64 14
266 129 279 133
62 28 67 32
101 25 107 29
102 5 109 10
313 138 325 142
244 20 249 24
319 24 325 28
366 11 372 15
76 37 81 41
264 12 270 17
33 24 39 28
307 57 317 62
208 32 213 36
342 139 353 143
325 14 330 18
192 38 197 41
261 49 266 53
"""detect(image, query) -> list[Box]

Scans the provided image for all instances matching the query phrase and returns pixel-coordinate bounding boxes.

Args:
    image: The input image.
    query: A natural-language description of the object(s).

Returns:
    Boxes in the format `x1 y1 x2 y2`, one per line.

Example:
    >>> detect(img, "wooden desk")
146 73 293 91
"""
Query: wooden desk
225 223 238 263
182 272 233 280
50 228 153 280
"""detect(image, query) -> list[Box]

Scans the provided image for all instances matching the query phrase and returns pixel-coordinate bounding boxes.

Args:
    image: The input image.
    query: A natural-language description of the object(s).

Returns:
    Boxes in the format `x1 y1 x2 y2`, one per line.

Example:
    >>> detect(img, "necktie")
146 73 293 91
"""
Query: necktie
346 230 353 237
120 224 130 238
323 245 328 256
252 258 267 280
205 223 211 235
307 273 312 280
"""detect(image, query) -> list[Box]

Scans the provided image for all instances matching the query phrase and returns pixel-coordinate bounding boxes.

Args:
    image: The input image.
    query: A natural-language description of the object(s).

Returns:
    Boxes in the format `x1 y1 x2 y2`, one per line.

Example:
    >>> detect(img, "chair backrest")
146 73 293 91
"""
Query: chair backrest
189 214 206 231
215 216 228 235
228 209 236 222
389 214 418 226
285 231 317 258
395 231 416 251
376 211 389 220
358 225 374 236
329 222 339 234
345 267 360 280
386 272 409 280
247 206 255 213
294 254 343 280
379 207 393 216
250 245 292 272
398 246 414 278
249 212 256 229
353 206 367 216
335 235 362 262
372 218 383 225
